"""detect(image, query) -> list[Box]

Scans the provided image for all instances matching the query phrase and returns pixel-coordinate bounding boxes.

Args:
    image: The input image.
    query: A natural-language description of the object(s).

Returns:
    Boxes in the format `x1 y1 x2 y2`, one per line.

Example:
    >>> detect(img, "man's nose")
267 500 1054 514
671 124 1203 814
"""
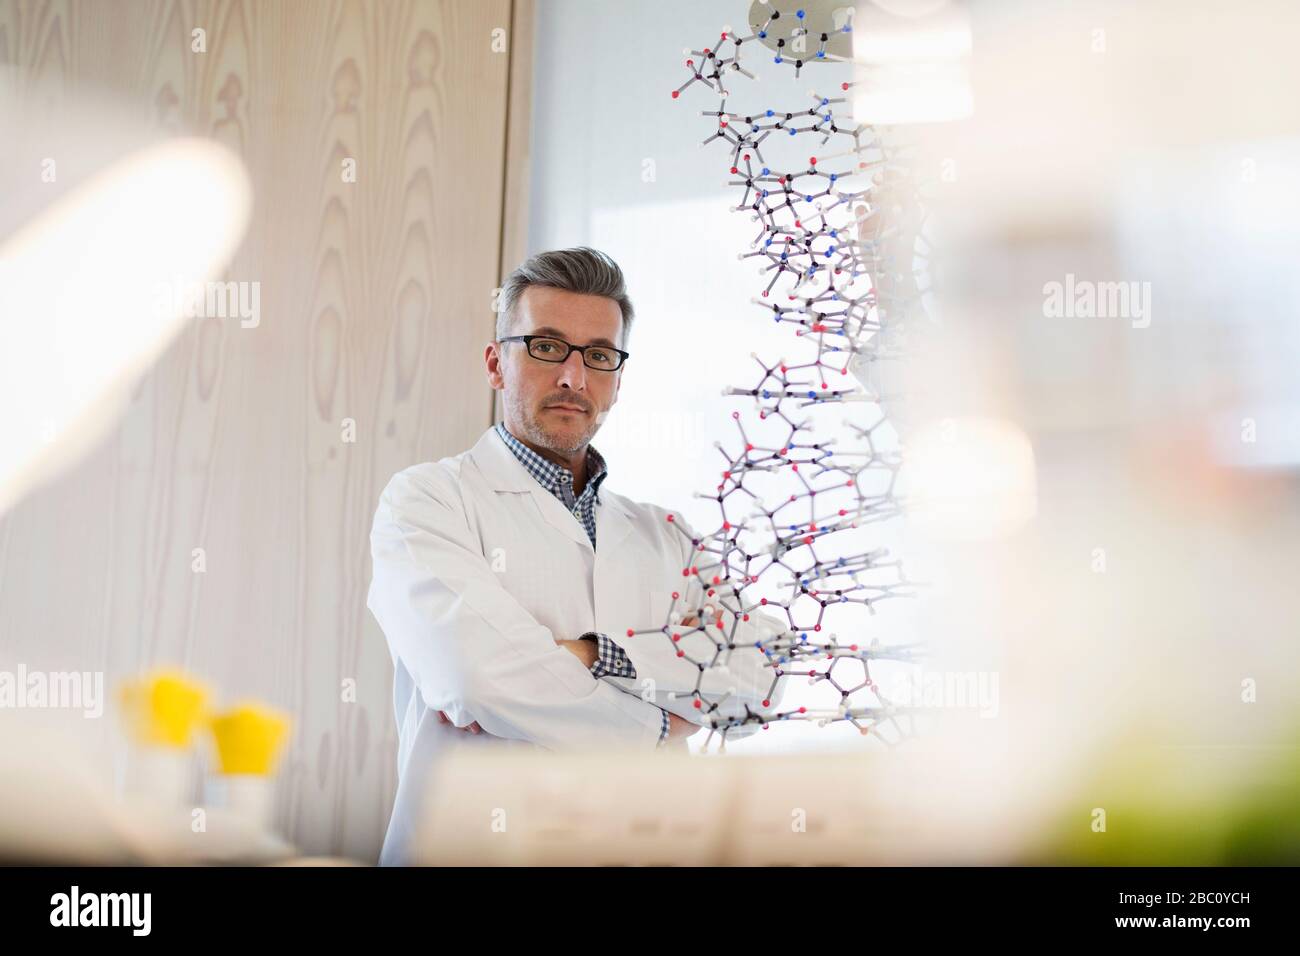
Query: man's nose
556 349 587 388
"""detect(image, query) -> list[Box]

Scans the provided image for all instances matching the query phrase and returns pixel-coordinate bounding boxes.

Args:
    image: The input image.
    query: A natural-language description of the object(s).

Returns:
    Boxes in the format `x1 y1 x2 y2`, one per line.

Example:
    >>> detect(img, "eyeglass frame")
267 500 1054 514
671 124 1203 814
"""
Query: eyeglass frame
496 333 631 371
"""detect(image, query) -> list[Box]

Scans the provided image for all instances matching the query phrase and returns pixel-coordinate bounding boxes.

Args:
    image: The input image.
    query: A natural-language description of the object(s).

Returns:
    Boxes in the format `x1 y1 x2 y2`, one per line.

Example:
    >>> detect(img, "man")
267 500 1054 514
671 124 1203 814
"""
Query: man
367 247 786 865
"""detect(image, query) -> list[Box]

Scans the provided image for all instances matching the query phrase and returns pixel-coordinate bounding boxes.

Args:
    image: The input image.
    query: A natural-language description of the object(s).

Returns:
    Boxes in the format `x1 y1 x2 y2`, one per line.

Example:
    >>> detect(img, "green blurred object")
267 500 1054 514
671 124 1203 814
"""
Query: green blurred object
1222 740 1300 865
1027 724 1300 865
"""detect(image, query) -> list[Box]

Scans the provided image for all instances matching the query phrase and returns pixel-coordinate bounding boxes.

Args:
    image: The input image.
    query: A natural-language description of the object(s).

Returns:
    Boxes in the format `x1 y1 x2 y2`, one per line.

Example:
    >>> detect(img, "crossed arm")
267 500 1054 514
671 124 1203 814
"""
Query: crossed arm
367 468 700 750
439 508 791 742
368 466 783 749
441 637 694 744
591 509 790 739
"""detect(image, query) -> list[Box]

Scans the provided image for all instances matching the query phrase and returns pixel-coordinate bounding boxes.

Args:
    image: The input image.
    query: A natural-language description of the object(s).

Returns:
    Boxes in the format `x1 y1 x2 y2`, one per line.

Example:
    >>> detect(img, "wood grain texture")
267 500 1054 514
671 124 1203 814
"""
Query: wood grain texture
0 0 519 861
492 0 532 428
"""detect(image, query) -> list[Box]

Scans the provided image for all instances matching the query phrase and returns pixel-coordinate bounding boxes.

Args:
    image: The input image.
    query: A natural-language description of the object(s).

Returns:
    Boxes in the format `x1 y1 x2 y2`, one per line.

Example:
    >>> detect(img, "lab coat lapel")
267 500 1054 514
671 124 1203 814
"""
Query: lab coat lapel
467 426 536 493
467 425 597 552
530 486 594 550
594 492 634 554
469 425 647 634
593 493 642 634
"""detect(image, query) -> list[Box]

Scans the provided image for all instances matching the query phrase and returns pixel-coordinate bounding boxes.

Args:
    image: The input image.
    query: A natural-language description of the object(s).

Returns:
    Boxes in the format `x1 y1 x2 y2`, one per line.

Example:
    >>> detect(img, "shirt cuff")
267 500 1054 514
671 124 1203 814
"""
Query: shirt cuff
578 632 662 748
581 631 638 680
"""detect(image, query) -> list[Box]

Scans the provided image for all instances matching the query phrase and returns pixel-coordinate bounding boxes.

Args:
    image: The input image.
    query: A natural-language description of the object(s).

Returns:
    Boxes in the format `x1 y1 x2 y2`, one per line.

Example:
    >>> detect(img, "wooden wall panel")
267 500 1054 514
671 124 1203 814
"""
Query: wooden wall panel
0 0 521 861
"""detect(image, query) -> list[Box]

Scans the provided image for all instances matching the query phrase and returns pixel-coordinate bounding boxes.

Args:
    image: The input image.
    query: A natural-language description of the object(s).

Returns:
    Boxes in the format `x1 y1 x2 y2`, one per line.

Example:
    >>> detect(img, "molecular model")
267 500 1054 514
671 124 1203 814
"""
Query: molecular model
624 4 935 752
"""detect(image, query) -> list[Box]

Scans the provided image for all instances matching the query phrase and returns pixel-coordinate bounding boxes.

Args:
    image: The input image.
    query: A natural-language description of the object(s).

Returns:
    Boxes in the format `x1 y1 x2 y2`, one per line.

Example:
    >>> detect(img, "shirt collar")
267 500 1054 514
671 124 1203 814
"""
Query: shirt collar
493 421 608 504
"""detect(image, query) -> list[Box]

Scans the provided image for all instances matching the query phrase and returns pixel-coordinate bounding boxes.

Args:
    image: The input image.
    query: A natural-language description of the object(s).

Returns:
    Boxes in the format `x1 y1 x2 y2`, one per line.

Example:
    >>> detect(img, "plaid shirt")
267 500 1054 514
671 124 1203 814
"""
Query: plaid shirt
493 422 671 747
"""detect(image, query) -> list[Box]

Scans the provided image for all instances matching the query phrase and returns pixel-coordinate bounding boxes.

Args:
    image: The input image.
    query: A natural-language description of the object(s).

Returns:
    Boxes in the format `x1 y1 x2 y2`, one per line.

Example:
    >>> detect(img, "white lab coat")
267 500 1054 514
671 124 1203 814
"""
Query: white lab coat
366 424 788 865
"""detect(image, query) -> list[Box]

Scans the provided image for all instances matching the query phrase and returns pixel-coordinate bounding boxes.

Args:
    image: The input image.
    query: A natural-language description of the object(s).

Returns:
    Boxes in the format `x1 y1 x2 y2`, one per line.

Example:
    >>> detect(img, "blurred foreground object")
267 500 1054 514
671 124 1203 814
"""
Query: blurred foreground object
118 670 210 748
852 0 974 124
413 727 1300 865
207 702 291 833
0 717 295 865
116 670 211 809
0 81 251 518
415 748 936 865
898 0 1300 871
903 416 1037 540
0 669 294 864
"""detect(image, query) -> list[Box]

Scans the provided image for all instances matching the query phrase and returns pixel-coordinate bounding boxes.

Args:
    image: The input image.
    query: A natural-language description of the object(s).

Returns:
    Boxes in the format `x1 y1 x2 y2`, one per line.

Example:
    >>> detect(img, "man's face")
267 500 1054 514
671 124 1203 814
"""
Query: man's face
486 285 625 458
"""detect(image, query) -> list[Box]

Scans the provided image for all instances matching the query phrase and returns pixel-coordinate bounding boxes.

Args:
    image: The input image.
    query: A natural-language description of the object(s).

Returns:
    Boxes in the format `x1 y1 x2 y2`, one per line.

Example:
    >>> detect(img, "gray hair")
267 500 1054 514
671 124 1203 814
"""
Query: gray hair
496 247 634 344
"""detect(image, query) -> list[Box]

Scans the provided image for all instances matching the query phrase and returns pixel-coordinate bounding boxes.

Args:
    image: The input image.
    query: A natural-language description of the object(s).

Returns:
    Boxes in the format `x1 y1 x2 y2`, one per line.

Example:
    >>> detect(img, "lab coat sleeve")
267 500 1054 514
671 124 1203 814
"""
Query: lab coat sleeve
604 510 791 736
367 466 668 751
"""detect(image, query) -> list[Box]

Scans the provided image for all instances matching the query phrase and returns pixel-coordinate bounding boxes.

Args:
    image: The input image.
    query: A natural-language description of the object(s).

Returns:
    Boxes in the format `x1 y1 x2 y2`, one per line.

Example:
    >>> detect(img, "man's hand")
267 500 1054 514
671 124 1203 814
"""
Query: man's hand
437 710 483 734
556 637 598 669
557 635 696 749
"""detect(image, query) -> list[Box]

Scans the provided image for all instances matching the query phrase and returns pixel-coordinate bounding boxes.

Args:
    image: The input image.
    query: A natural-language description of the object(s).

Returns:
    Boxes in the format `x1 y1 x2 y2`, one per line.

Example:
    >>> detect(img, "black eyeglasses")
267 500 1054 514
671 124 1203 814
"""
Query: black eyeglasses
497 334 630 371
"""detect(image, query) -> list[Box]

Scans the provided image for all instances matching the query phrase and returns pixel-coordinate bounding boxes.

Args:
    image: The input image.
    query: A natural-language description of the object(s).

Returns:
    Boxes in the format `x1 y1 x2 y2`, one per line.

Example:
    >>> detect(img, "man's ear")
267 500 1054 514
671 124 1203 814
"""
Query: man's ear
485 342 505 390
